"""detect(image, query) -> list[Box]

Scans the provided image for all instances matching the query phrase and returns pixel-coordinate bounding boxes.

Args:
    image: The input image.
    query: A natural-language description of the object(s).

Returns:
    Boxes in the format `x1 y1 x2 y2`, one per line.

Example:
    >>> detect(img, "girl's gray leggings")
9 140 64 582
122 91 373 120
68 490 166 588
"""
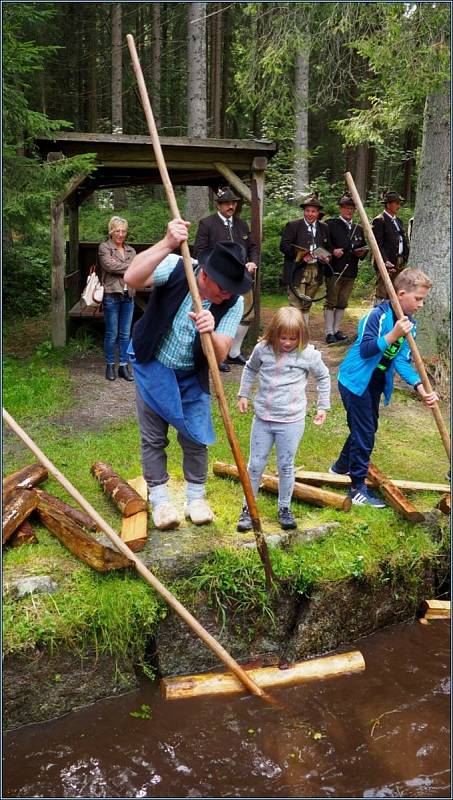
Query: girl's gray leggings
246 415 305 508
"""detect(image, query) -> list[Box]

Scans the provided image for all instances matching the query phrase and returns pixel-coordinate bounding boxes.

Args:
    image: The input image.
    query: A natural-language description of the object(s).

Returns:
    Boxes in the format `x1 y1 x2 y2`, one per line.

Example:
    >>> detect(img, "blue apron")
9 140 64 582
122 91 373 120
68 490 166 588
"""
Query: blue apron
130 354 215 446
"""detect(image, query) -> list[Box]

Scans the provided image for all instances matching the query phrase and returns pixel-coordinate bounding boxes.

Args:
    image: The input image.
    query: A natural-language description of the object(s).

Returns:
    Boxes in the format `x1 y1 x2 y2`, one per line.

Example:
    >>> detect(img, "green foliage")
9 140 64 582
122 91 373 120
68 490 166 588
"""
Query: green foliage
130 704 152 720
2 243 52 316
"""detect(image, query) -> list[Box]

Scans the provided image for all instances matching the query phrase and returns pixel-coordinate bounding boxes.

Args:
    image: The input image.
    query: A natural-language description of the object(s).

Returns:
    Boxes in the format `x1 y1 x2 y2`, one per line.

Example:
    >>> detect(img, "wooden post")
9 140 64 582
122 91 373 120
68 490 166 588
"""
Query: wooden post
67 197 79 288
49 152 67 348
250 157 266 343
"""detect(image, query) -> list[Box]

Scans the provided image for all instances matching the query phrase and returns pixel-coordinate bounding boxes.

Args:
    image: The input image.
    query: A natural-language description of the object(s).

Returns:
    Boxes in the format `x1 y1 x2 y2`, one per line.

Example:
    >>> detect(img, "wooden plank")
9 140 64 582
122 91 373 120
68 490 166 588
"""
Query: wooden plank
422 600 450 619
294 469 449 494
161 650 365 699
367 463 425 523
120 476 148 552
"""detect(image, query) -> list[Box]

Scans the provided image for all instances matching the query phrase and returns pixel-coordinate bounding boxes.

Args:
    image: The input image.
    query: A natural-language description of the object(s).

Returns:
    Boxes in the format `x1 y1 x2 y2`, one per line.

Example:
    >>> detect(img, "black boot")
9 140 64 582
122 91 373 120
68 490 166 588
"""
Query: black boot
118 364 134 382
237 505 252 532
278 506 297 530
105 364 116 381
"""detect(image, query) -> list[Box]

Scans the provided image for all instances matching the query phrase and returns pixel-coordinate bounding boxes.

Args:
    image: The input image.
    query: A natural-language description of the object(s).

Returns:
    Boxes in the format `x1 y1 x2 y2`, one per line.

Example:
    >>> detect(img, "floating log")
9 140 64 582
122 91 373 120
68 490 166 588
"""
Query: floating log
36 503 131 572
9 519 38 548
213 461 351 511
120 476 148 552
3 463 48 503
3 489 39 545
421 599 450 620
367 462 425 523
90 461 148 517
162 650 366 699
294 469 450 494
35 488 99 531
437 493 451 515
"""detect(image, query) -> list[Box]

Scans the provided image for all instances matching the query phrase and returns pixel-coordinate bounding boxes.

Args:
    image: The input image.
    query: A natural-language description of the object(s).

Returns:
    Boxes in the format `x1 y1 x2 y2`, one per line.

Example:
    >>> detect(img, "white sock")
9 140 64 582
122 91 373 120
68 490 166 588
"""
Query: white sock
229 324 249 358
149 484 170 508
324 308 335 336
186 482 206 503
333 307 345 332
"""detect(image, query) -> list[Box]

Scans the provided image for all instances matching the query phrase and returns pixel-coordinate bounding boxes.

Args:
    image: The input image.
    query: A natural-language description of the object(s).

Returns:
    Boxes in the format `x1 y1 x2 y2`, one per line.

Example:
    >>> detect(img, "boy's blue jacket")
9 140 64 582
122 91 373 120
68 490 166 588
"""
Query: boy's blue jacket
338 301 420 405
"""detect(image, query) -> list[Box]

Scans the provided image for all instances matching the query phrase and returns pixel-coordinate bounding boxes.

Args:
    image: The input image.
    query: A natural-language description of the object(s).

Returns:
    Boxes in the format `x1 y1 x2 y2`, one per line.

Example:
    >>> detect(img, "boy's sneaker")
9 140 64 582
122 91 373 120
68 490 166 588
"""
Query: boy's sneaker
329 463 350 476
237 505 252 532
278 506 297 530
349 485 386 508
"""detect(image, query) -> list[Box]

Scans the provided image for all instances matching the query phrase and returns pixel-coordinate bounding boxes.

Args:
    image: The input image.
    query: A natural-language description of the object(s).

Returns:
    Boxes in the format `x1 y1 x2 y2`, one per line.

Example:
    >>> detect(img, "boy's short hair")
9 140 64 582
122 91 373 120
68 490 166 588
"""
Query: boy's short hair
394 268 432 292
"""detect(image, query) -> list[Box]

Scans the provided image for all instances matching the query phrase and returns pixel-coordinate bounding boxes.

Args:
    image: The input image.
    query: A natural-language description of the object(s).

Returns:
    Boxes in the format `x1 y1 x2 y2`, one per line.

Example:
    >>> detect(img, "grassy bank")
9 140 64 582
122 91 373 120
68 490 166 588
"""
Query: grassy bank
2 304 450 667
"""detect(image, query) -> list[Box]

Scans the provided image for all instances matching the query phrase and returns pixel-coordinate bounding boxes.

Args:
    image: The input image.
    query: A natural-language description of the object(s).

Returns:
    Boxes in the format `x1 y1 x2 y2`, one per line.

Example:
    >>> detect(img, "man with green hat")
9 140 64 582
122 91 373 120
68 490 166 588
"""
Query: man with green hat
280 193 332 328
372 190 409 303
324 193 368 344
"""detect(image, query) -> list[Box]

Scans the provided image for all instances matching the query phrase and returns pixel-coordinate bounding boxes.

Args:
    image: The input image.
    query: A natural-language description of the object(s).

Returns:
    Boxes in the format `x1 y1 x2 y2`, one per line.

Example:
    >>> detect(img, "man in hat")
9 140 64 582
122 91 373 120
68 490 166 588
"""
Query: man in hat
372 190 409 302
280 193 332 327
193 187 258 372
324 194 368 344
124 217 253 531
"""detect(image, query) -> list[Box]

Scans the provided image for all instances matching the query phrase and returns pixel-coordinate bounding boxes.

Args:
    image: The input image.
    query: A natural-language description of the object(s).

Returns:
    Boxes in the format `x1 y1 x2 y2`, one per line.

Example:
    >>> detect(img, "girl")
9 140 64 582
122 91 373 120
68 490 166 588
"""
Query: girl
237 306 330 531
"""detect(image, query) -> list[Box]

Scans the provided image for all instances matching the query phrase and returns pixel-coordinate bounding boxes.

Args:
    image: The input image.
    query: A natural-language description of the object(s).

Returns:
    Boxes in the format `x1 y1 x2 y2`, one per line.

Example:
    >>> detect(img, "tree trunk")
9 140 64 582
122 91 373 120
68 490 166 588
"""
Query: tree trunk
354 142 369 201
294 42 310 194
186 2 209 220
88 4 98 131
150 2 161 129
111 3 126 208
35 489 99 532
408 90 451 358
209 3 222 137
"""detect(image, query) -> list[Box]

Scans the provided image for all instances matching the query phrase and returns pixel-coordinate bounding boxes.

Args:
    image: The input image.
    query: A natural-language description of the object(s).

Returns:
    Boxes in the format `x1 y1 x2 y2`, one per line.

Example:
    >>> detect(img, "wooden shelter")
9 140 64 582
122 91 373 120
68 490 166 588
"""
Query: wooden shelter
35 132 277 346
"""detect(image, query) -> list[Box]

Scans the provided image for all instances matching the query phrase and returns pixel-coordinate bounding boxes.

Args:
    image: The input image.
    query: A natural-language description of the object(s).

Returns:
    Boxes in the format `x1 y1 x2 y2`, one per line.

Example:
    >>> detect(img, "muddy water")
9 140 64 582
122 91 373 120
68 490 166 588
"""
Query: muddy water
3 621 450 798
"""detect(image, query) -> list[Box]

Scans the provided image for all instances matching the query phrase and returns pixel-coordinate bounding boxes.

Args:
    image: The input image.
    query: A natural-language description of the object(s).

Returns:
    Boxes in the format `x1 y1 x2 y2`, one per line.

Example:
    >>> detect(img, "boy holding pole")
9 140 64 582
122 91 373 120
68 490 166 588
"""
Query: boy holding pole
331 268 439 507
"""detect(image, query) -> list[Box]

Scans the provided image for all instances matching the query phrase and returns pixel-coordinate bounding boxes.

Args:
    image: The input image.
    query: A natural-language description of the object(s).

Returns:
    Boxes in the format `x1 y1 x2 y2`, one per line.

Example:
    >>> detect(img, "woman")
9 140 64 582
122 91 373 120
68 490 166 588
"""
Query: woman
98 216 136 381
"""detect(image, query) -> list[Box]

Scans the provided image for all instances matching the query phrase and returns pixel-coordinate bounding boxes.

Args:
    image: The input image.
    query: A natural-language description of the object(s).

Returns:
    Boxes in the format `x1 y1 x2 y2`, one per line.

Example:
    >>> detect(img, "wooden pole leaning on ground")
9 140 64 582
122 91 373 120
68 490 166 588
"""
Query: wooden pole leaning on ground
344 172 451 462
126 34 278 590
2 409 267 702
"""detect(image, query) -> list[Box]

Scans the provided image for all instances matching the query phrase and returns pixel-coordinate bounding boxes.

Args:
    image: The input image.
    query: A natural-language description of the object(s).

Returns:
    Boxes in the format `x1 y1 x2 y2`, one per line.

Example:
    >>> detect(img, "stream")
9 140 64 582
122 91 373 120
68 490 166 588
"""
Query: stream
3 620 450 798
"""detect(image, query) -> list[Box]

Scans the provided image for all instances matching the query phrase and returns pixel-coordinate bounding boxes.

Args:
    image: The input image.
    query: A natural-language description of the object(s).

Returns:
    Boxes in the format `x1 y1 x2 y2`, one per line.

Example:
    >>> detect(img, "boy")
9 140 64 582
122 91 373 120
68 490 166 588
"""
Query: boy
330 268 439 507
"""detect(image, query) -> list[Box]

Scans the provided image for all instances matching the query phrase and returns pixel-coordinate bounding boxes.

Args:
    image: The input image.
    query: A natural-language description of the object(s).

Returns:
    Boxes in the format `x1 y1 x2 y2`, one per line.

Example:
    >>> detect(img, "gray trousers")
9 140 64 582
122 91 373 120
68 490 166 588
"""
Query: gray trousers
247 415 306 507
135 388 208 487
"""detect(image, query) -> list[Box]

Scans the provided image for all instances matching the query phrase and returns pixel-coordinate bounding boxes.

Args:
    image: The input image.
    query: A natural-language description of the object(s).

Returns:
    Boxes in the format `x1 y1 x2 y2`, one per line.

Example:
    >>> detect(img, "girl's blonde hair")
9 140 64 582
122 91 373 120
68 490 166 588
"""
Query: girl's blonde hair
261 306 309 354
108 216 128 235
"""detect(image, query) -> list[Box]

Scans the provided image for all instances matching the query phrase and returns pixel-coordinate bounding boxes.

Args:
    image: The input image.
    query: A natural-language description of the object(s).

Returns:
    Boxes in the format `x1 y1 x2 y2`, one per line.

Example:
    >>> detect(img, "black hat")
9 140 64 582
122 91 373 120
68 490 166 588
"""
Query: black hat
338 193 355 207
383 190 403 204
200 241 253 295
299 192 323 209
215 187 241 204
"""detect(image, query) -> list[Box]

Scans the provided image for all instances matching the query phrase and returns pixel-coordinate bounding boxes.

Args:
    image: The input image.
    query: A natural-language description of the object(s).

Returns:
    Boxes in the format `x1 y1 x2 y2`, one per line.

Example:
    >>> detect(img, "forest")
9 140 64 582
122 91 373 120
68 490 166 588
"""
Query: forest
3 1 451 356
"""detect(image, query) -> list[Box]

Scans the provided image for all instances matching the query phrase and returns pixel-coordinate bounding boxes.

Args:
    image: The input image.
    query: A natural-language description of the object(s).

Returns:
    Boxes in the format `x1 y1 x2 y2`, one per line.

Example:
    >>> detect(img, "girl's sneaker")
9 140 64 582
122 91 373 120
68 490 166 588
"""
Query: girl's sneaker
237 505 252 532
349 485 385 508
278 506 297 530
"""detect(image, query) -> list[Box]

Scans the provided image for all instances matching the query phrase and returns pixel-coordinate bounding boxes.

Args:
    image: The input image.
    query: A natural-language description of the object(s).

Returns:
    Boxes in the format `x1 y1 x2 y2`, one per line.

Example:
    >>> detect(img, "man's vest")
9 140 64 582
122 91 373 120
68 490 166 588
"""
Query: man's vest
131 259 238 393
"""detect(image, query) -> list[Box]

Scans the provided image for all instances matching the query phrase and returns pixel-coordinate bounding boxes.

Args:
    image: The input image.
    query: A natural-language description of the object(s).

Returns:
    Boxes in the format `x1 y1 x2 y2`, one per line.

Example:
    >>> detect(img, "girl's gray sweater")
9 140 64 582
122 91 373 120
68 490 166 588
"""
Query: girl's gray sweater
238 341 331 423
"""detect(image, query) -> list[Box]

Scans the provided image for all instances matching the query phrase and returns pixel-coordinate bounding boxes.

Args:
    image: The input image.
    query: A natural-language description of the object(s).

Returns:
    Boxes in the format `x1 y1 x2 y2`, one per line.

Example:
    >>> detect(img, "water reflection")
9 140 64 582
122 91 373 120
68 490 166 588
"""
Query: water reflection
3 620 450 798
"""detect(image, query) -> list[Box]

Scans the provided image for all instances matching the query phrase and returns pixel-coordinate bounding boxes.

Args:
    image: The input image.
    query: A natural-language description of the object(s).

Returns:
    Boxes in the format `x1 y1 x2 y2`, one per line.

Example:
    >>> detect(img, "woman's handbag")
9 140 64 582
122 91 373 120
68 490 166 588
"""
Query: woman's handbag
81 266 104 310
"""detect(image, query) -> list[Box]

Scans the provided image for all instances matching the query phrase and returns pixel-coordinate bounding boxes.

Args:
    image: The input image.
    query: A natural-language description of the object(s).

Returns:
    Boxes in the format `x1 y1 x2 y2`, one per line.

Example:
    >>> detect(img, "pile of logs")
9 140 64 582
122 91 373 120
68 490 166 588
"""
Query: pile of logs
2 460 150 571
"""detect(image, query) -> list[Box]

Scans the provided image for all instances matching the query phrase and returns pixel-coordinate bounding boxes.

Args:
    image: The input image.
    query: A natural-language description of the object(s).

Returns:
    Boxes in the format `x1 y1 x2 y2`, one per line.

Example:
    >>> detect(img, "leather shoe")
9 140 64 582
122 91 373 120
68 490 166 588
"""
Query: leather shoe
105 364 116 381
334 330 348 342
118 364 134 381
219 362 231 373
226 354 247 366
326 334 337 345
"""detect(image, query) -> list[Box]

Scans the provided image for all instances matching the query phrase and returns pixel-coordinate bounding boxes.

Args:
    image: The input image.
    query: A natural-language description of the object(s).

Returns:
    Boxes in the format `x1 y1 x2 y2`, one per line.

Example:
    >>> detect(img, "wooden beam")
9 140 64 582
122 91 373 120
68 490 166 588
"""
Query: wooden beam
213 162 252 202
51 199 66 347
367 462 425 523
421 599 450 619
249 166 265 342
56 172 89 205
67 198 79 280
161 650 365 699
294 469 450 494
213 461 351 511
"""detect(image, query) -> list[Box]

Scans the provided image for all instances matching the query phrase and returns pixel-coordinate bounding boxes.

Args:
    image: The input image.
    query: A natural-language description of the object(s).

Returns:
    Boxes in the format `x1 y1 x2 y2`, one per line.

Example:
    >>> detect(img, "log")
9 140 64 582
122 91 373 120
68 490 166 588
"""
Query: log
35 488 99 531
3 463 48 502
161 650 366 699
120 476 148 552
367 462 425 523
90 461 148 517
9 519 38 548
213 461 351 511
421 599 450 620
2 489 39 545
437 493 451 515
294 469 450 494
36 503 131 573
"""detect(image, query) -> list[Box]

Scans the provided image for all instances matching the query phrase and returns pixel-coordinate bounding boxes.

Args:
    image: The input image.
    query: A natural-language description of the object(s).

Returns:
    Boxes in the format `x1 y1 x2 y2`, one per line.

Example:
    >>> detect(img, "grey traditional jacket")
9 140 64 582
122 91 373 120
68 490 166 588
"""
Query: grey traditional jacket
238 341 331 423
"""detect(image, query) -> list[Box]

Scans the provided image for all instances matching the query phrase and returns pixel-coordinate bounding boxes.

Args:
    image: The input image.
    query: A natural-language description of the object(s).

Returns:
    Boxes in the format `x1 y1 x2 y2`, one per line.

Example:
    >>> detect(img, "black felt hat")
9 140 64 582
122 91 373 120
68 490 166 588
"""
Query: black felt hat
383 190 403 204
299 192 323 209
338 193 355 207
215 187 241 203
200 241 253 295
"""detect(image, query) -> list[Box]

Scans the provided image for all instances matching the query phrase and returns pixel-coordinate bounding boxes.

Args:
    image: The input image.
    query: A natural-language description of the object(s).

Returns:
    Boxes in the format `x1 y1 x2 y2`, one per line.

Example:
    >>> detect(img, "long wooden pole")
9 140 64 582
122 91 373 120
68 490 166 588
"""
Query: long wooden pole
126 34 278 589
2 408 266 700
344 172 450 461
